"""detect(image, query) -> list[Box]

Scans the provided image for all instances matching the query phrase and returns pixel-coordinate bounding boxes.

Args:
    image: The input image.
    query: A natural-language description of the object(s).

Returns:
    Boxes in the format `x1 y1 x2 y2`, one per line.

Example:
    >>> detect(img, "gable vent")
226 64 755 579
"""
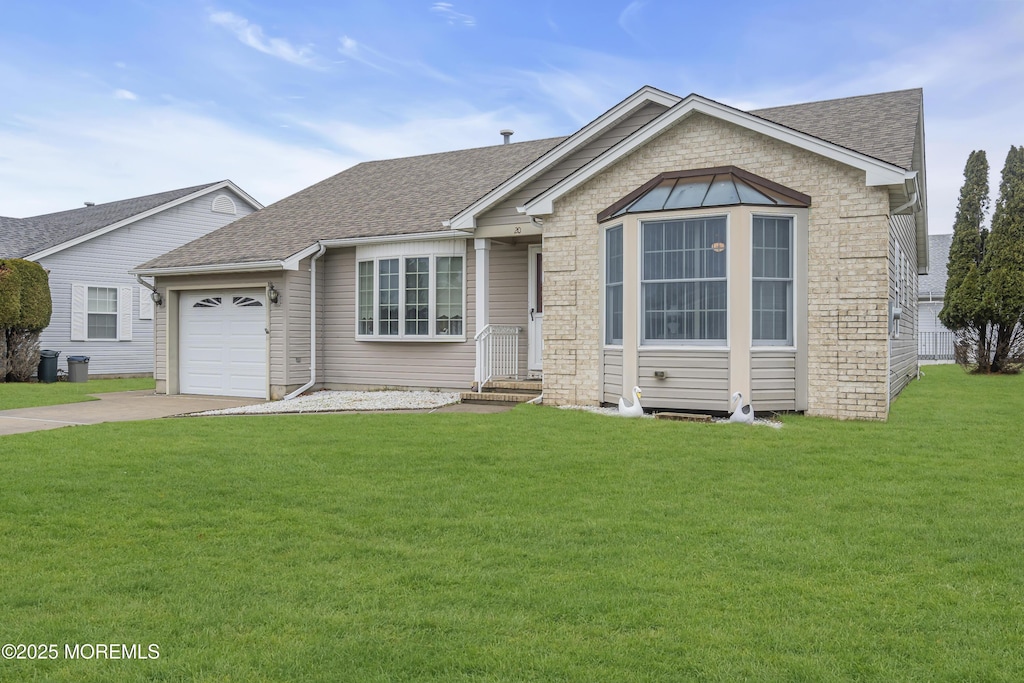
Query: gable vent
211 194 237 215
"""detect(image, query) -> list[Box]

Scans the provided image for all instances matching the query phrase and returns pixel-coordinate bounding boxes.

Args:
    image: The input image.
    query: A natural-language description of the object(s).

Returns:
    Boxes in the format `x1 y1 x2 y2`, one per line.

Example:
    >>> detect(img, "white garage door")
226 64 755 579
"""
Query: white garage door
179 290 267 398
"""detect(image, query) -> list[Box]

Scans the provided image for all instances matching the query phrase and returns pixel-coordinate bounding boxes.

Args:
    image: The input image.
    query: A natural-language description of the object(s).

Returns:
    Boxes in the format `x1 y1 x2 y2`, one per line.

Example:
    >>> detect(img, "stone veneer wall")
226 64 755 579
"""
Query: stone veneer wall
542 112 893 420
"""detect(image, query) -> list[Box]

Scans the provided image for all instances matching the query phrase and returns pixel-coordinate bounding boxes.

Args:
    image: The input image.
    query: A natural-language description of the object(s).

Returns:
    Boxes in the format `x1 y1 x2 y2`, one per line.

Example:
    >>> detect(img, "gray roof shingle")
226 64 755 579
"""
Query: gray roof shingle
0 183 221 259
919 233 953 297
138 137 566 270
750 88 922 170
138 87 924 271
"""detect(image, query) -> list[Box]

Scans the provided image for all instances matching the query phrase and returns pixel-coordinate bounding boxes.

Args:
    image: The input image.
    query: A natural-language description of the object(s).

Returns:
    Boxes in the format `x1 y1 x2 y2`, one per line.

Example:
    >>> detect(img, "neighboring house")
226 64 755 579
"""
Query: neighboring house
0 182 261 376
918 233 954 361
134 86 927 420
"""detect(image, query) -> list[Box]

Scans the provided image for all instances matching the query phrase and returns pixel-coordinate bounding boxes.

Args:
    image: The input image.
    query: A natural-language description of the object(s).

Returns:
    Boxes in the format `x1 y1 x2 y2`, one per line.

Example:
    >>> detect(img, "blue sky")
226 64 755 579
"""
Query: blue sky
1 0 1021 235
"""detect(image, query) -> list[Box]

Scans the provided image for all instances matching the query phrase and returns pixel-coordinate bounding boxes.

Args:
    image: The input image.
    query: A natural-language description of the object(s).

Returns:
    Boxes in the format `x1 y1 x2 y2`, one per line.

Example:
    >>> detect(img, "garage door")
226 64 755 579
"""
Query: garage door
179 290 267 398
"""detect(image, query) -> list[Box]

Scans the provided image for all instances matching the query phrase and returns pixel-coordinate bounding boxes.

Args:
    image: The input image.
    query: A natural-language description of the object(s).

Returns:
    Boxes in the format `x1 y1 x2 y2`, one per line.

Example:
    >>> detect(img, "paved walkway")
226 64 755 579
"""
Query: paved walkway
0 390 512 436
0 391 262 436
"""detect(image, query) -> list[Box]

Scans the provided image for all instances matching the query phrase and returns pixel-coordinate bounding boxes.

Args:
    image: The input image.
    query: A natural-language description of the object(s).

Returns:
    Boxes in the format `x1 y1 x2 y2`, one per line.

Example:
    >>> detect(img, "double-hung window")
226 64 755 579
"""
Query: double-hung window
605 225 623 345
88 287 118 339
356 242 465 340
752 215 794 345
642 217 728 344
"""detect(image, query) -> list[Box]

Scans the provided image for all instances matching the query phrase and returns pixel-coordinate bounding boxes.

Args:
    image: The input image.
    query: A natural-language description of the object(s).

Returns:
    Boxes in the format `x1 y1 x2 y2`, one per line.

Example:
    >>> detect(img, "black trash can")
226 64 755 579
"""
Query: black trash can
67 355 90 383
38 350 60 383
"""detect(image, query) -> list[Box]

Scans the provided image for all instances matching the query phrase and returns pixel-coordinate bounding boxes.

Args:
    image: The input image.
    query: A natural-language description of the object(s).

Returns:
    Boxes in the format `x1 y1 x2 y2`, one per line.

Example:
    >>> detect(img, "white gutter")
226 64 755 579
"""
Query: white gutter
317 230 474 248
284 242 327 400
131 261 288 277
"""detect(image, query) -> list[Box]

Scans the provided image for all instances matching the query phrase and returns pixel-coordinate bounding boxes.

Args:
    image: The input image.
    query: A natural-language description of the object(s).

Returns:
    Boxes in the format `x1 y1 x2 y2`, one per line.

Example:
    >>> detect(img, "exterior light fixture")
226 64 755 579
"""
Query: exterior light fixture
711 241 726 253
150 291 163 306
267 282 280 304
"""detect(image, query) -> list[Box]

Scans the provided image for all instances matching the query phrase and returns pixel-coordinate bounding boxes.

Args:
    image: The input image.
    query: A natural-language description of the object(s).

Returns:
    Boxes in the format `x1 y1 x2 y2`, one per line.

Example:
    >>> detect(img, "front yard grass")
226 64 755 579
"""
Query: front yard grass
0 377 156 410
1 364 1022 681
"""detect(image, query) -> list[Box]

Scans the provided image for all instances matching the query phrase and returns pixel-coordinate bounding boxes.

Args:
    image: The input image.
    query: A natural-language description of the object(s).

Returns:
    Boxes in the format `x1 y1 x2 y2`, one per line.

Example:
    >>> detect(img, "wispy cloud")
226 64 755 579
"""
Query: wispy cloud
617 1 647 40
431 2 475 28
0 108 351 216
209 10 316 67
113 89 137 101
294 106 550 160
338 35 457 83
338 35 392 74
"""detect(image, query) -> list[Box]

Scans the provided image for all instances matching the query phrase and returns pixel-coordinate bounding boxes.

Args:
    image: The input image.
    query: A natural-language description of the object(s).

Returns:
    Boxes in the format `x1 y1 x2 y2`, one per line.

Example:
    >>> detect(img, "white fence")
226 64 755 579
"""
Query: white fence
919 331 955 361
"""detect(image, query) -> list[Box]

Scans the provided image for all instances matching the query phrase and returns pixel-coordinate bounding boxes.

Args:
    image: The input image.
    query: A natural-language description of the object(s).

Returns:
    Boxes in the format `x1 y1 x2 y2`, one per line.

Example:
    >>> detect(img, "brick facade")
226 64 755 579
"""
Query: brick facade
542 112 892 419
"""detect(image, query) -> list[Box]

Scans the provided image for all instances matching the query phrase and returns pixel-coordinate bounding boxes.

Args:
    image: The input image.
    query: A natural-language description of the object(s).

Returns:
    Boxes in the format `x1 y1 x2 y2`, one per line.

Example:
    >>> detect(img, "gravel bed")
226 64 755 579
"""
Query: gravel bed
195 390 462 416
558 404 782 427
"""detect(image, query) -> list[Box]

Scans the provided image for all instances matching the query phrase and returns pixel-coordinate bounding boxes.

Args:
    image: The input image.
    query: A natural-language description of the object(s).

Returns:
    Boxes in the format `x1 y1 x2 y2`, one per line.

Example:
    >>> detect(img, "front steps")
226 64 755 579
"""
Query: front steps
461 379 542 405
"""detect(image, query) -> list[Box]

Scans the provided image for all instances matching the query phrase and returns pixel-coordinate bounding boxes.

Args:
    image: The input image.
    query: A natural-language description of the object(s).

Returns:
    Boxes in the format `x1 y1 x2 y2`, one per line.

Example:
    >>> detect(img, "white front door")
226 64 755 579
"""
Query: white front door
528 245 543 373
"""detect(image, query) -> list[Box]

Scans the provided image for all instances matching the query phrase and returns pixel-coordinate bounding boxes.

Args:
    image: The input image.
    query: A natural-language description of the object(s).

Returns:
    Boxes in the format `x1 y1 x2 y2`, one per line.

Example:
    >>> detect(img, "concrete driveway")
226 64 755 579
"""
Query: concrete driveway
0 391 263 436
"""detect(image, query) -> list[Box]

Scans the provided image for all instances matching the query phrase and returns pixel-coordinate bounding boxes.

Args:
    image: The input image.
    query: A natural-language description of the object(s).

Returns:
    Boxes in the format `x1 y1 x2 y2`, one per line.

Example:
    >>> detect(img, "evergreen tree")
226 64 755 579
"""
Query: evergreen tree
981 145 1024 371
940 151 991 368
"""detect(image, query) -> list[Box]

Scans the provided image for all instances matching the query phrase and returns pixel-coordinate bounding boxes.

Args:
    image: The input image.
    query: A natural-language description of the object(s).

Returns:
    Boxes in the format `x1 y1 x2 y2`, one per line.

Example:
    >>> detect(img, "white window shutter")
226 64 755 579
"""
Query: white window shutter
118 286 133 341
139 286 154 320
71 283 87 341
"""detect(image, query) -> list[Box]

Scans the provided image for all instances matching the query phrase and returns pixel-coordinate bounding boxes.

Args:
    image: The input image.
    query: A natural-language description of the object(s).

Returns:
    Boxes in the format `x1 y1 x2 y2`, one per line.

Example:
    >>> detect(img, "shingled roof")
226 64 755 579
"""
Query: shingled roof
137 87 923 272
137 137 566 270
751 88 922 170
919 233 953 297
0 183 221 259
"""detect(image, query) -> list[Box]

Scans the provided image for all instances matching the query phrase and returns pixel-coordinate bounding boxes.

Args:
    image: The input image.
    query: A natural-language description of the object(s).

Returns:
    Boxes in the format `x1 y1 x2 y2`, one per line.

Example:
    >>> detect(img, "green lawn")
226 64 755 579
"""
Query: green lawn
0 377 156 410
1 364 1022 681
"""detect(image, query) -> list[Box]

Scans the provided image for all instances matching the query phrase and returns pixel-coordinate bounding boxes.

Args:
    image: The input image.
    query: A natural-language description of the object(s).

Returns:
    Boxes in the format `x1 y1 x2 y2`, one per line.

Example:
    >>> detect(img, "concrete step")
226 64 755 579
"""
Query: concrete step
460 390 540 405
485 380 543 392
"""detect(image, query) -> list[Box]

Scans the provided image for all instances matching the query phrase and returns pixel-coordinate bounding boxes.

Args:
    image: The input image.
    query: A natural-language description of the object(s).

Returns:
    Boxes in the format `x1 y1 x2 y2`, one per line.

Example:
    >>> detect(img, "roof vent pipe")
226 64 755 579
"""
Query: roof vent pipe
500 129 514 145
84 202 95 207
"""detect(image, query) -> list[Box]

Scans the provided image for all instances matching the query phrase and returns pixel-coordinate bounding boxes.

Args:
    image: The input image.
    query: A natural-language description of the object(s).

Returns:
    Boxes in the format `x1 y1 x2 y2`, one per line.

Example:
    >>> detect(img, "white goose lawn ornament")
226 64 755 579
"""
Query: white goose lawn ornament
619 386 644 417
729 391 754 424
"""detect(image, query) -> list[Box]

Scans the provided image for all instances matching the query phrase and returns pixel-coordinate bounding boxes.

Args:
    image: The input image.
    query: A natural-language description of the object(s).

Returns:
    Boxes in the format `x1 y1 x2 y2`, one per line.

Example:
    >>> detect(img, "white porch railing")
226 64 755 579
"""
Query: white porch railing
919 331 955 360
475 324 522 392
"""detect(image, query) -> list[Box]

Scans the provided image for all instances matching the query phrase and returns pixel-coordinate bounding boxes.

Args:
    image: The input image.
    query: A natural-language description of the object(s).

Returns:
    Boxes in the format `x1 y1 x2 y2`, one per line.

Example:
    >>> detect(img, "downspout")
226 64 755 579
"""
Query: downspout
893 191 918 215
134 274 162 305
284 242 327 400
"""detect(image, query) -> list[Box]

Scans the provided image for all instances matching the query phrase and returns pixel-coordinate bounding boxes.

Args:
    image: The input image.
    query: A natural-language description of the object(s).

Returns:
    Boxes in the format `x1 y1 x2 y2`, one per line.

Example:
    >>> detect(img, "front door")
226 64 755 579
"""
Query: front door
528 245 543 374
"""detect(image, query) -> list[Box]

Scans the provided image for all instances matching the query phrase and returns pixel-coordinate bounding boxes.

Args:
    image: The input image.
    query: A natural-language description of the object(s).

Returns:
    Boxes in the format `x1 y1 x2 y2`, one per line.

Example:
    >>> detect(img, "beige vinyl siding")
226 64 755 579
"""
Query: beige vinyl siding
751 349 798 411
476 103 669 229
320 245 477 390
281 264 312 388
489 241 530 371
38 190 255 376
638 349 730 411
152 271 277 392
602 348 623 403
889 213 919 399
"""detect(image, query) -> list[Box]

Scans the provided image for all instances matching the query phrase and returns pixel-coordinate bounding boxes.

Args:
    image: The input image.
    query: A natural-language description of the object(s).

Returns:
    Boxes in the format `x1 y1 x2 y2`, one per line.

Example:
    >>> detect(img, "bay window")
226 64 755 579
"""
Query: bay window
356 242 464 340
605 225 623 345
752 215 793 345
642 216 728 343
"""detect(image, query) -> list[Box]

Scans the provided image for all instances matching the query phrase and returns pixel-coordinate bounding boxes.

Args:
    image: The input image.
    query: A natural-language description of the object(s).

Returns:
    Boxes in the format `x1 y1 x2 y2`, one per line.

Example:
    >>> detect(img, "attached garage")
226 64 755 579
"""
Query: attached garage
179 290 267 398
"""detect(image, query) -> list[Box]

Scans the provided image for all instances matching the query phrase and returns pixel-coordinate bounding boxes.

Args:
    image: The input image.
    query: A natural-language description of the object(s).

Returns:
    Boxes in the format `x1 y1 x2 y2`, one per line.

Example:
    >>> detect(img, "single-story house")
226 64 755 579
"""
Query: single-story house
918 233 954 361
134 86 927 419
0 181 261 376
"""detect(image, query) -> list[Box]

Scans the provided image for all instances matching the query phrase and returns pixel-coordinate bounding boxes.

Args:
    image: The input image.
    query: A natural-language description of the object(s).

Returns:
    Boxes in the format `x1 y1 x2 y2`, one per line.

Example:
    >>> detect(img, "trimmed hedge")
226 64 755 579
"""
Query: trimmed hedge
0 262 20 327
0 259 51 331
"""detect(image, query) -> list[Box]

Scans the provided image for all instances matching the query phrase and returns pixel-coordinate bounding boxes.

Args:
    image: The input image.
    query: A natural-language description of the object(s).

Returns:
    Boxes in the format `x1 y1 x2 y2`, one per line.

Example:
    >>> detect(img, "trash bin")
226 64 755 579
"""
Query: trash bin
67 355 90 383
38 350 60 383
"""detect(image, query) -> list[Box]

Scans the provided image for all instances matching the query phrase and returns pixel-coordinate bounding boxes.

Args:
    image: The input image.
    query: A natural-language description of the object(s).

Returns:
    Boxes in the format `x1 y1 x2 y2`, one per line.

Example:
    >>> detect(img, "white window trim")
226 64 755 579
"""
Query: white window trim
892 240 903 339
354 240 467 342
71 283 133 342
603 223 624 347
751 213 796 347
639 213 731 347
